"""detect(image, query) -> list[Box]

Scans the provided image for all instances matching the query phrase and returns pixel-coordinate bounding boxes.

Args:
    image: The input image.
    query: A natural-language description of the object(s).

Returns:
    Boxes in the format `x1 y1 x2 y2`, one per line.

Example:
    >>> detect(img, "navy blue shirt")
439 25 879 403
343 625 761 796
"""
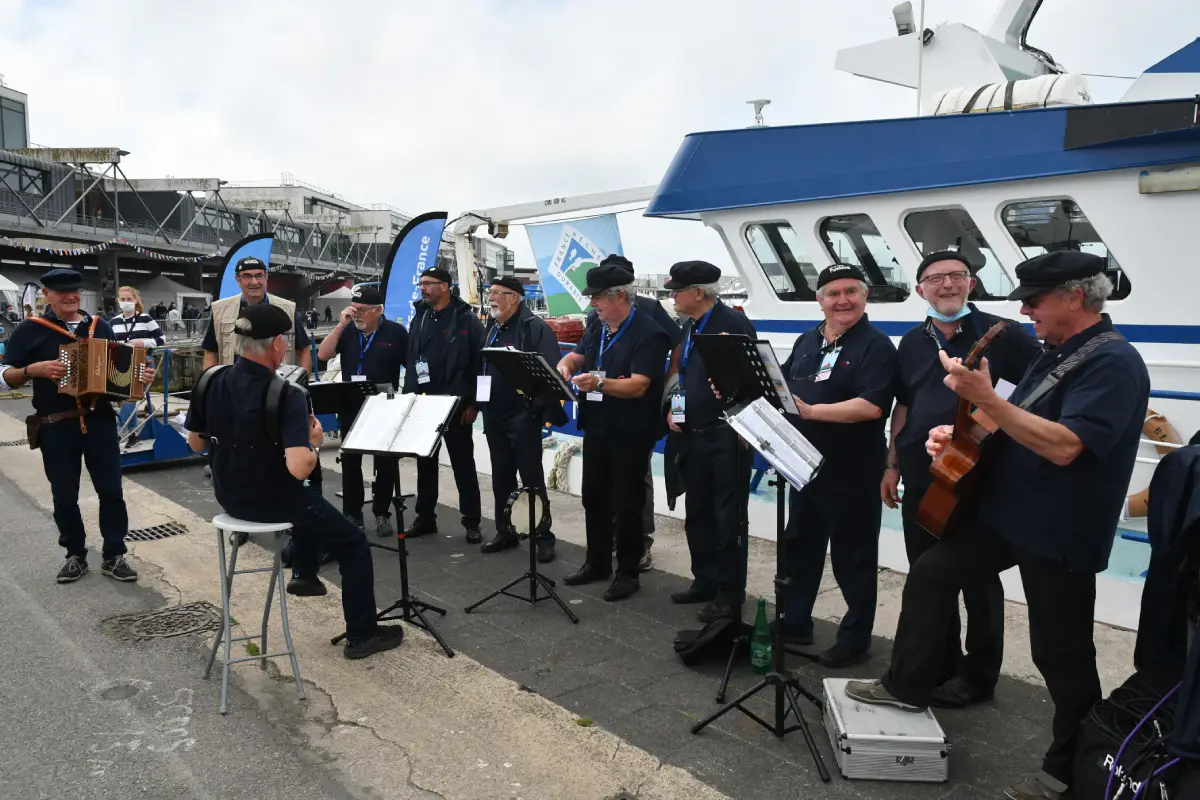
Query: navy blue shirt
976 316 1149 572
573 307 671 443
481 314 524 414
781 314 898 484
335 318 408 386
894 306 1040 491
679 301 758 429
200 295 312 356
2 311 117 416
588 295 683 349
186 359 311 510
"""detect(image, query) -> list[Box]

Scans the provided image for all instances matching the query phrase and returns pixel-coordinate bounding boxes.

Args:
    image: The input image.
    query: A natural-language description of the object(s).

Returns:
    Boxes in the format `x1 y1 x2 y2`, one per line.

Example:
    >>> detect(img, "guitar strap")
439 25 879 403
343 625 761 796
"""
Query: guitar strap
1015 331 1125 412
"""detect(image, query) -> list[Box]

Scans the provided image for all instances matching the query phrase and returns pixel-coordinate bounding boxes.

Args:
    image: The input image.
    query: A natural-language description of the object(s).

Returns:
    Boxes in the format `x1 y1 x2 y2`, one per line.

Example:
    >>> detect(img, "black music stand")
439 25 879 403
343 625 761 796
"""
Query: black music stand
308 379 390 504
688 334 830 783
463 348 580 624
330 390 458 657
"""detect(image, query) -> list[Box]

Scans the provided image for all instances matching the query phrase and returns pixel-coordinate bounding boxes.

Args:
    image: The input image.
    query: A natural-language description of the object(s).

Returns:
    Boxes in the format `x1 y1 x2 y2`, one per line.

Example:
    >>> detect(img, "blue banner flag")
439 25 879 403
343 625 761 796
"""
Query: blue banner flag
217 233 275 300
380 212 448 328
525 214 624 316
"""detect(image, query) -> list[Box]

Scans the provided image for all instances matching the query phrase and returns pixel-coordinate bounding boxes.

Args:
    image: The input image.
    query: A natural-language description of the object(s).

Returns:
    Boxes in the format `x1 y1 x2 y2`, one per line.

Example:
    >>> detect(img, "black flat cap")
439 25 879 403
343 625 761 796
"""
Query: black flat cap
40 268 83 291
490 276 525 296
235 256 267 273
816 263 866 289
234 302 292 339
916 250 972 282
663 260 722 290
1007 250 1107 302
350 284 384 305
420 266 453 284
582 262 634 296
600 254 635 275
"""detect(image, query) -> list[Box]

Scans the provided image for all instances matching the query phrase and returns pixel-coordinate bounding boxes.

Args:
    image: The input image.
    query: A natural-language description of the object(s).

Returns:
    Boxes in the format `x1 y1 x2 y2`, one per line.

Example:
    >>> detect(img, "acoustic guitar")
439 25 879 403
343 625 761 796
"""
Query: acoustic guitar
916 321 1009 539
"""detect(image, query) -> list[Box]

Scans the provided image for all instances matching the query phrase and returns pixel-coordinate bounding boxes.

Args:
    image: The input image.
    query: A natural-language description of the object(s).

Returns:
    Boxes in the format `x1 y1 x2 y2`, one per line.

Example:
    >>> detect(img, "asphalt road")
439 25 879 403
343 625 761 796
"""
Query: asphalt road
0 469 367 800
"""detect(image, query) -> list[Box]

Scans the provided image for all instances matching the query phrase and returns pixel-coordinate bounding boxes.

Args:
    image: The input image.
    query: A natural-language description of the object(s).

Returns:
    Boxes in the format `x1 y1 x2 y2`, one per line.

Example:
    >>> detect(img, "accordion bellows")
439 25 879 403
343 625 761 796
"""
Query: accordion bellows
58 339 147 400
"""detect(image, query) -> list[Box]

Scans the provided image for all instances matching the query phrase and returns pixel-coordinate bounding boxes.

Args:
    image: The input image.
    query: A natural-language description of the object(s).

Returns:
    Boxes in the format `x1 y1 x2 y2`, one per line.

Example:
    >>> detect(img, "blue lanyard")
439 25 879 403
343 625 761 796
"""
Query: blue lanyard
680 306 714 374
598 306 636 369
357 328 378 375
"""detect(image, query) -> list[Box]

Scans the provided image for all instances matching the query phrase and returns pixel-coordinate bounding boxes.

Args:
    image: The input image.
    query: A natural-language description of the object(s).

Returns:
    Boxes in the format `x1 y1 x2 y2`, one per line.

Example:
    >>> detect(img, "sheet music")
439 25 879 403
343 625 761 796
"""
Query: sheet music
755 342 800 415
341 394 457 457
728 397 823 490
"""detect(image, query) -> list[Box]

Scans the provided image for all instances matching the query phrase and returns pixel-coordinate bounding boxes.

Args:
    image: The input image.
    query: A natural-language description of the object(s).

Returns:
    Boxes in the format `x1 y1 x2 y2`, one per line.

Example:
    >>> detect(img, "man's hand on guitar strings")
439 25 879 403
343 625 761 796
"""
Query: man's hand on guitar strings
939 350 995 405
926 424 954 458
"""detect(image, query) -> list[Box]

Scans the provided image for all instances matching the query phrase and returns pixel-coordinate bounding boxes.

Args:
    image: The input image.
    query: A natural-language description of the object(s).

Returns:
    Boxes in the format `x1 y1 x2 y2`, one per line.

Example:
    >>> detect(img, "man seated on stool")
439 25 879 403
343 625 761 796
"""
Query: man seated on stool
186 303 404 660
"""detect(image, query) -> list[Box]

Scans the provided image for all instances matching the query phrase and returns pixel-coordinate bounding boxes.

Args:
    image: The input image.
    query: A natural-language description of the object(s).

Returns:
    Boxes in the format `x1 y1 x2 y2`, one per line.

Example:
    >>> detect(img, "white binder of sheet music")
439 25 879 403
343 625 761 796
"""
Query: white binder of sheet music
728 396 824 491
341 393 458 458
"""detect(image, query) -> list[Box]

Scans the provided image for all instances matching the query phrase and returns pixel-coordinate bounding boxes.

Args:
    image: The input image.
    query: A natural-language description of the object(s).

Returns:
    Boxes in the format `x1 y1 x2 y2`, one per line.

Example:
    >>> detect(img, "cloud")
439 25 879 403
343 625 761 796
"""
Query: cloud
2 0 1195 279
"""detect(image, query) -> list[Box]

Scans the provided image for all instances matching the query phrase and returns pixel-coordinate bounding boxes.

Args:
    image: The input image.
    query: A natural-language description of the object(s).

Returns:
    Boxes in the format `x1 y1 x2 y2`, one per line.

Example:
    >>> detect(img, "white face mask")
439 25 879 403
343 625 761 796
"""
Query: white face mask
119 301 136 314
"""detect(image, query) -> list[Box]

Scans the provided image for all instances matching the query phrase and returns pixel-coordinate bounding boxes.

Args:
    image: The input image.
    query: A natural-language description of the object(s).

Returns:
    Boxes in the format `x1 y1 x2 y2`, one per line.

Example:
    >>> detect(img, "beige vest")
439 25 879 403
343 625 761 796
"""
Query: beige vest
210 294 298 366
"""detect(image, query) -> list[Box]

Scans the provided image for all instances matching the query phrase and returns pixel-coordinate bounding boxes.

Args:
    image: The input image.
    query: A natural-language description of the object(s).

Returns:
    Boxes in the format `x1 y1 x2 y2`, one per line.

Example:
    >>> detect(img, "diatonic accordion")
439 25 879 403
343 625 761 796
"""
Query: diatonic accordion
57 339 147 400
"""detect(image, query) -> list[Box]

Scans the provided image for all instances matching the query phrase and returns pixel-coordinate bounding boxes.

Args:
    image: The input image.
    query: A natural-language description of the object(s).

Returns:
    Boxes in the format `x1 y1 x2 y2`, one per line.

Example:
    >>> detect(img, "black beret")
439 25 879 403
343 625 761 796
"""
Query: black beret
816 263 866 290
350 284 384 305
581 262 634 296
1007 250 1107 302
420 266 453 284
916 250 972 282
663 260 722 290
599 254 635 275
490 276 525 296
40 267 83 291
234 302 292 339
235 256 267 274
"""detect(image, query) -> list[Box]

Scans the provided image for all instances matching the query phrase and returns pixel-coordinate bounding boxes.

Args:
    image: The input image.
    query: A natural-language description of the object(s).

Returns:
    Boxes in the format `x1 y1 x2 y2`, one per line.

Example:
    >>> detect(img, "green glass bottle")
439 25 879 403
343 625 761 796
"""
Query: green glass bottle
750 597 772 674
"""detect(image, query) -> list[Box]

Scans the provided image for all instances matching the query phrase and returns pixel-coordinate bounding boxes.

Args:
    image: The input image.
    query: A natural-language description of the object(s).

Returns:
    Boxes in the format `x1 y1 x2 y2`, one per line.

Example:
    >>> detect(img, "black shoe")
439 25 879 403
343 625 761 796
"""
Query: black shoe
670 585 716 605
928 676 993 709
344 625 405 660
373 515 393 538
563 564 611 586
465 527 483 545
403 517 437 539
57 554 88 583
818 643 870 669
480 532 519 553
603 575 640 602
101 555 138 582
536 541 556 564
697 599 741 625
286 574 327 597
347 514 365 532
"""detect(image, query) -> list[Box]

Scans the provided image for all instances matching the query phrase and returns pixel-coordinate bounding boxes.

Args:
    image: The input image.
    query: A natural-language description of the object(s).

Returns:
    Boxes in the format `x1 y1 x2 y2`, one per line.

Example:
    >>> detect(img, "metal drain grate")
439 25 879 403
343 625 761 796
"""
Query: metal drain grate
102 601 221 641
0 438 28 447
126 521 189 542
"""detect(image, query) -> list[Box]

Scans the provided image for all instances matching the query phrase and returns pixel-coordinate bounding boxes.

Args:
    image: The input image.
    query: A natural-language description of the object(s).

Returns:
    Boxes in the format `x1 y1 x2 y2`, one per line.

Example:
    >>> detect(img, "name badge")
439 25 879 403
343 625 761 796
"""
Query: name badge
416 357 431 385
587 370 605 402
476 375 492 403
351 374 367 383
814 346 841 383
670 390 686 424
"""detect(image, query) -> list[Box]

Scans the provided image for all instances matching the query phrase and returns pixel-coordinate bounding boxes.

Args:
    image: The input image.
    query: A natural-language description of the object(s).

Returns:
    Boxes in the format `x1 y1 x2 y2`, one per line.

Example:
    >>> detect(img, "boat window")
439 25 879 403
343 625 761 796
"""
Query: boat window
744 223 818 301
818 215 910 302
1001 199 1132 300
904 208 1014 301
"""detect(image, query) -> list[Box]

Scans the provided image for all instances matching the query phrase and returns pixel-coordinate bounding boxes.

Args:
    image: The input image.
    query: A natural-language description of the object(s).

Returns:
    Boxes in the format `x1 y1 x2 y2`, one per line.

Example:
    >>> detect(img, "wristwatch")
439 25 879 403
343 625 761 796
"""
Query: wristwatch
597 376 606 392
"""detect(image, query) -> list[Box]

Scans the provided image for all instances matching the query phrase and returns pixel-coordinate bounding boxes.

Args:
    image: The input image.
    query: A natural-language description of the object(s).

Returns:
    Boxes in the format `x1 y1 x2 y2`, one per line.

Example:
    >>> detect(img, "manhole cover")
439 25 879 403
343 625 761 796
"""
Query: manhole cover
0 438 27 447
126 521 188 542
102 601 221 641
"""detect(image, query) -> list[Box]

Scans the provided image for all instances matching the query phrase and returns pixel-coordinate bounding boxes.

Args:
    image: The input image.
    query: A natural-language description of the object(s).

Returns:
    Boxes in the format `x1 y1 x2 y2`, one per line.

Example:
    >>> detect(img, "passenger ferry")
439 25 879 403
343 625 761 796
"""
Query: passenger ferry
453 0 1200 631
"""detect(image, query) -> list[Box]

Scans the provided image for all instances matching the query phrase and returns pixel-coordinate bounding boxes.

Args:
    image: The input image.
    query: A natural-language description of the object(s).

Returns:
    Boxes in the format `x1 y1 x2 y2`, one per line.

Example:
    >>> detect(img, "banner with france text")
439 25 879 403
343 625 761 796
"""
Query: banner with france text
217 233 275 300
525 214 624 317
380 211 448 329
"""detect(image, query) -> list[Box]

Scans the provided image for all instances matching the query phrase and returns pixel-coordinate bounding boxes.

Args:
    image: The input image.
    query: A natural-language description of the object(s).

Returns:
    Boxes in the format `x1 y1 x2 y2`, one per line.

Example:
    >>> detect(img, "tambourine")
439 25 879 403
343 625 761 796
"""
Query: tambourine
501 486 552 540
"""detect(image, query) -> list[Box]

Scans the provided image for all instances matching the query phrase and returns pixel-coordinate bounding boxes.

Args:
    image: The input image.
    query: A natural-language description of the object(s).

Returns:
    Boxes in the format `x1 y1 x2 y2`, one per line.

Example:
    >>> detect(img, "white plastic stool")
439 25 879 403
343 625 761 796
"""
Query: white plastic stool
203 514 305 714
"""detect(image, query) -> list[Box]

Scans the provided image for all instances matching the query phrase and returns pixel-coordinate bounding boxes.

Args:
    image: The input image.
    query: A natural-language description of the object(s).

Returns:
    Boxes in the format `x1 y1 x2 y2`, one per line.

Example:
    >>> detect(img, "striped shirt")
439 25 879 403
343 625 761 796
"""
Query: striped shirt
109 312 165 347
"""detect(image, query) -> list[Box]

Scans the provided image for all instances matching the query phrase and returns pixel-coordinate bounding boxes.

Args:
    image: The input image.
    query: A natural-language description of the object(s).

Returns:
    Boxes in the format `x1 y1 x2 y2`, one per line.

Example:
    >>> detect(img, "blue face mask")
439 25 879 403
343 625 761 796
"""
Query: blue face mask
926 303 970 324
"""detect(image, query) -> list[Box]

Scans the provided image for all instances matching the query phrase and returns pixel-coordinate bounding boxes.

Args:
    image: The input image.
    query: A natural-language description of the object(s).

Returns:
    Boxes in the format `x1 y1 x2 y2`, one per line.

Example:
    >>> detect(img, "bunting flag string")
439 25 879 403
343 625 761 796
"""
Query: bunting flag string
0 236 219 263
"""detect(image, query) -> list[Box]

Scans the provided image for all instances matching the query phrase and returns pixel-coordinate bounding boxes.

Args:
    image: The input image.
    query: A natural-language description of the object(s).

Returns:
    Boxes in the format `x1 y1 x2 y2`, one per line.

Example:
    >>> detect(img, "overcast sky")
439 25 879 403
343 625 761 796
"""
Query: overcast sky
2 0 1195 278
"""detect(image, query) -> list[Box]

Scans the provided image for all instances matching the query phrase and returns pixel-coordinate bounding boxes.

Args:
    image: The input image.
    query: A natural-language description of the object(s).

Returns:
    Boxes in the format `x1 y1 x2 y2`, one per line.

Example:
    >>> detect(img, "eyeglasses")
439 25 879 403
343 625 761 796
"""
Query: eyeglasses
487 290 519 298
238 272 267 282
667 286 700 297
919 271 970 286
418 280 446 288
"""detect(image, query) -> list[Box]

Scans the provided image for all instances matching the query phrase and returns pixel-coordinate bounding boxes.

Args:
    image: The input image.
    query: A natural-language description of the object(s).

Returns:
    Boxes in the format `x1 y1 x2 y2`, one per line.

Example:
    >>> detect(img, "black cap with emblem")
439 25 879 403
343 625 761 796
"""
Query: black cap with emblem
350 284 384 305
419 266 453 284
234 302 292 339
816 263 866 289
490 276 525 296
40 267 84 291
581 262 634 296
235 256 268 274
663 260 722 290
1007 250 1107 302
915 250 973 283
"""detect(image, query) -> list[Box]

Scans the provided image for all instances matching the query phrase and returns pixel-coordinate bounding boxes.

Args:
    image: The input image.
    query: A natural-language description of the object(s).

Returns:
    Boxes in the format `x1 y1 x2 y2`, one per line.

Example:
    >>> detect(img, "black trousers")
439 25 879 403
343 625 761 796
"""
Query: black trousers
415 416 481 528
582 432 651 578
784 477 881 652
39 412 128 561
225 486 380 642
883 522 1100 787
901 483 1004 691
341 454 397 520
484 409 555 545
682 424 751 605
